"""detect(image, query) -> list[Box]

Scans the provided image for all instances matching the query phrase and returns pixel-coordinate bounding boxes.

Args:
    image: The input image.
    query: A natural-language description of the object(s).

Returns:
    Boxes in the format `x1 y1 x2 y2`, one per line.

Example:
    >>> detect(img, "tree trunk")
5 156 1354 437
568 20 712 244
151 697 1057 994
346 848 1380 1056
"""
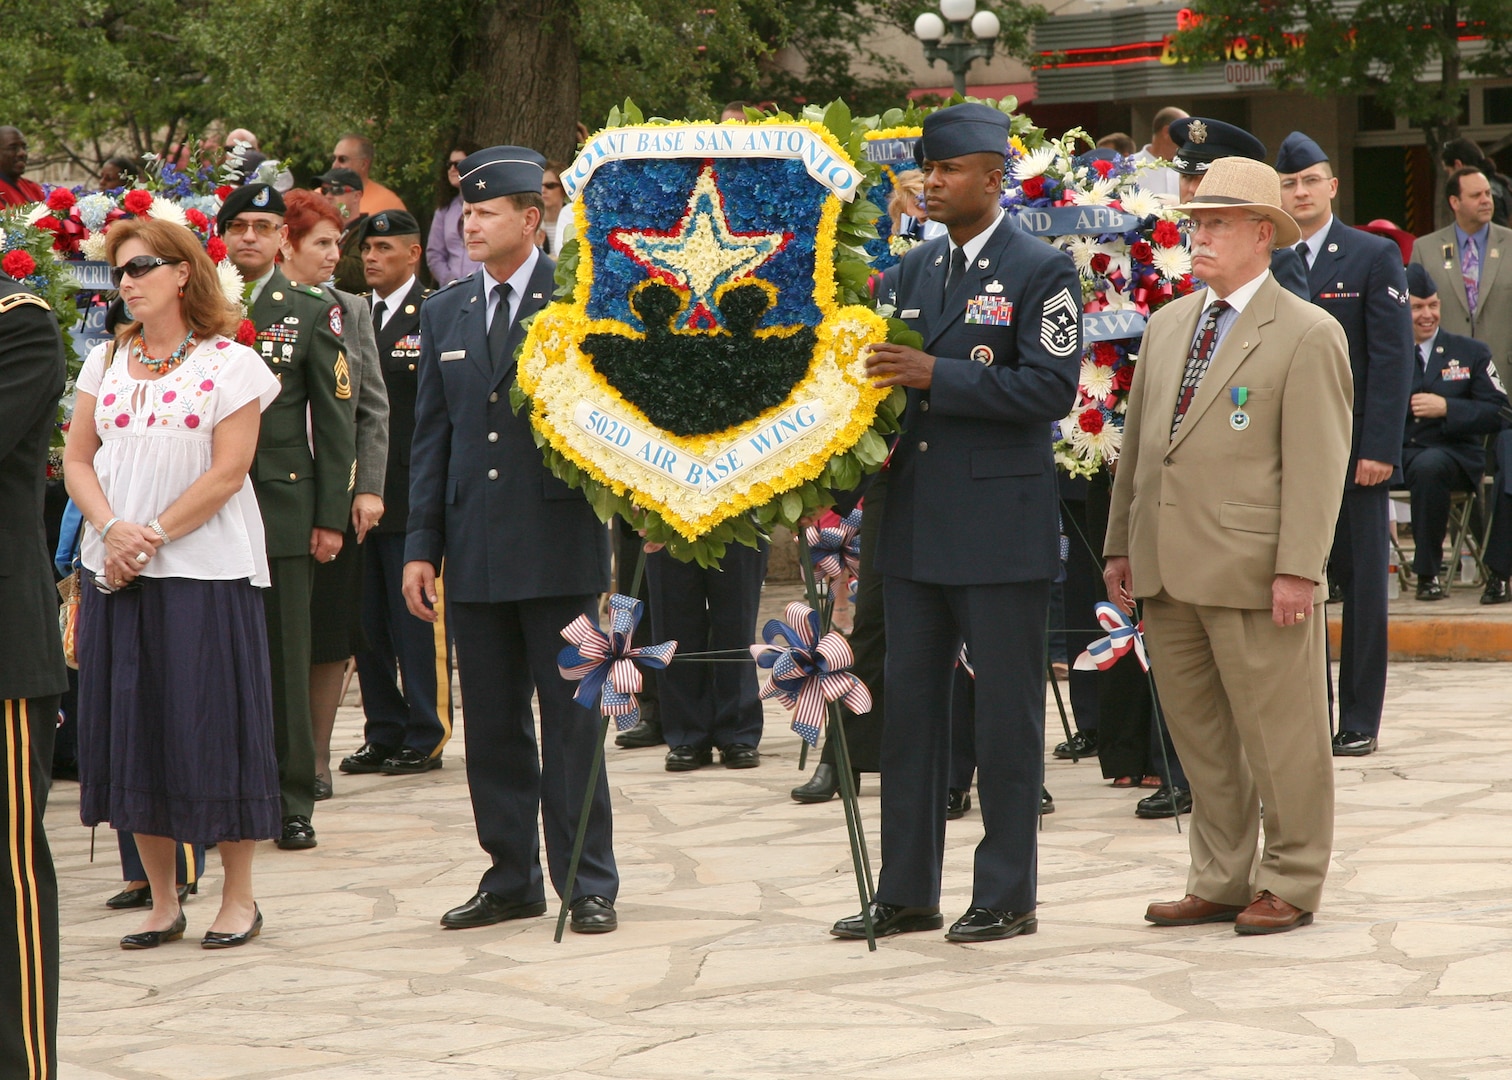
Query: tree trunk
462 0 581 163
1429 1 1461 227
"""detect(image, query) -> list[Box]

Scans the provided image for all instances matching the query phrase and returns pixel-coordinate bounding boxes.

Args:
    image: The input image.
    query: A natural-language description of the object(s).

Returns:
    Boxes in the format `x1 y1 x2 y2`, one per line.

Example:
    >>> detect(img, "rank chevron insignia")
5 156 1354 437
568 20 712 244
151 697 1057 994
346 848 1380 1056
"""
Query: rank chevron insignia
1040 288 1080 358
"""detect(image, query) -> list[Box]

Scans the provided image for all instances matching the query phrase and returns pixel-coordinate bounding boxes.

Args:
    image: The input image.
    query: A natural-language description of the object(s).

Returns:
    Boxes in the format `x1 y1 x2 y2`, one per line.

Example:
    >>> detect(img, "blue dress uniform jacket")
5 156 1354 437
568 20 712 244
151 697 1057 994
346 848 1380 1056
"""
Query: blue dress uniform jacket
878 220 1082 584
405 258 610 598
1405 329 1506 477
372 280 428 535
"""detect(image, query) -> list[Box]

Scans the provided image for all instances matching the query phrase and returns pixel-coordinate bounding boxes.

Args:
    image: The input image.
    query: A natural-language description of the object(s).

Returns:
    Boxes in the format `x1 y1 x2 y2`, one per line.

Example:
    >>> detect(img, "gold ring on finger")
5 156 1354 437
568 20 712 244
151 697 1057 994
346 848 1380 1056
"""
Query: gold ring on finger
1294 611 1306 623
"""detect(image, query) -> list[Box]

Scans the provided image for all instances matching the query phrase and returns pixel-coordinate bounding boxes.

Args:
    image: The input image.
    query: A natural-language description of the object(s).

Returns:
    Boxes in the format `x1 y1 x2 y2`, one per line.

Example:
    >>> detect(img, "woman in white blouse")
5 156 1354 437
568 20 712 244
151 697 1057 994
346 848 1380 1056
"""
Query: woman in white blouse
64 217 282 951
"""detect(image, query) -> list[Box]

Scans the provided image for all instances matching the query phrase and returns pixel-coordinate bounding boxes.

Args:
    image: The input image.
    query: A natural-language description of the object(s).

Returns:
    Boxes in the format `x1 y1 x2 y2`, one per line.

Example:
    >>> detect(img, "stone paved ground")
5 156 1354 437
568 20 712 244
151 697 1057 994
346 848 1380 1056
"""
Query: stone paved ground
50 594 1512 1079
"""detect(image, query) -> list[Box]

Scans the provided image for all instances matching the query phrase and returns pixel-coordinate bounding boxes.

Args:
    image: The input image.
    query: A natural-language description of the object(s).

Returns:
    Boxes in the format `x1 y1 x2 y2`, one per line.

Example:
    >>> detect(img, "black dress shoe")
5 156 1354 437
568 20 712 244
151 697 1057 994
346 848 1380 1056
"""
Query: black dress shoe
614 716 664 749
946 789 971 819
1041 787 1055 815
1135 785 1192 819
202 906 263 949
665 744 712 772
1416 576 1447 601
380 748 443 775
339 742 397 774
276 816 317 850
790 764 863 804
568 895 618 934
720 743 760 769
1052 730 1098 760
106 885 152 909
1332 730 1378 757
945 907 1038 942
313 775 333 801
120 910 186 950
439 892 548 929
830 901 943 939
1483 574 1510 605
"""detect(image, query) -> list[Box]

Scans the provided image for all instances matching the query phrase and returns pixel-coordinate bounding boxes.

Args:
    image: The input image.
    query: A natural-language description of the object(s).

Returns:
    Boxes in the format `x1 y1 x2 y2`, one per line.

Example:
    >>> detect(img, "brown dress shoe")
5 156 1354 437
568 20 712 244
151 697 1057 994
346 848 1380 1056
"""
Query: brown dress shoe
1145 894 1246 926
1234 890 1313 935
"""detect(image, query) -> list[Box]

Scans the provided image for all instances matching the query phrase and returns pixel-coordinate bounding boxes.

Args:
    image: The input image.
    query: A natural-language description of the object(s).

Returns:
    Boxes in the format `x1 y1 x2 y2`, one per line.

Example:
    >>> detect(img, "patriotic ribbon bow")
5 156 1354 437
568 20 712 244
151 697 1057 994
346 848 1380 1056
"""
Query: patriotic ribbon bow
558 593 677 730
804 509 863 582
749 601 871 746
1073 601 1149 672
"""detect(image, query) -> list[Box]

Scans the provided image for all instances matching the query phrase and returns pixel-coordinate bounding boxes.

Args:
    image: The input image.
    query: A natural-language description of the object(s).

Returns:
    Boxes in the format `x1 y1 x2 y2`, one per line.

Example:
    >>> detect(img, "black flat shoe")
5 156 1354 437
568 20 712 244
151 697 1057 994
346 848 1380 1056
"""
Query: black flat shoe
665 744 712 771
120 909 186 950
339 742 397 774
1136 785 1192 819
313 776 333 801
569 895 618 934
1041 787 1055 815
1052 731 1098 760
380 748 443 774
830 901 942 939
1416 576 1447 601
790 764 863 804
720 743 760 769
1483 574 1509 605
614 717 664 749
440 892 549 929
946 788 971 819
276 815 317 850
177 882 198 903
945 907 1038 942
202 906 263 949
105 885 152 910
1332 730 1378 757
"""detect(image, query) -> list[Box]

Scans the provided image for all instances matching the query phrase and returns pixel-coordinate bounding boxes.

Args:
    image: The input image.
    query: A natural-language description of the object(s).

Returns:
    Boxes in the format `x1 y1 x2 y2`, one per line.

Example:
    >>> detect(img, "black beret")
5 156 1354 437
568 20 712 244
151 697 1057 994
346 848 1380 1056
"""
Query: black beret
1274 131 1329 174
315 168 364 192
914 103 1010 166
1169 117 1266 176
458 146 546 202
362 210 421 240
1405 262 1437 298
216 183 285 233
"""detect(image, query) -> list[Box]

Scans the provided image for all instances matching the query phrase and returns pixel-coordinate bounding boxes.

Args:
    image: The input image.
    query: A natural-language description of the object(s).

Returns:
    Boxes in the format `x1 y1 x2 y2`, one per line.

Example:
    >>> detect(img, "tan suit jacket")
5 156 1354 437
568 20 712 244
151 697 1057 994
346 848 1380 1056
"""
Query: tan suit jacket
1106 272 1353 609
1409 222 1512 388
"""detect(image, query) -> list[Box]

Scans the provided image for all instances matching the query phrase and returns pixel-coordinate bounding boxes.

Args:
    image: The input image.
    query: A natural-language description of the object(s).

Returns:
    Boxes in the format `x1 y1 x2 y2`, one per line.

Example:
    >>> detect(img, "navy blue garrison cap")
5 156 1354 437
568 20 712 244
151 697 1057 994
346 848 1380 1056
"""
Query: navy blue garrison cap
1274 131 1330 174
458 146 546 202
1405 262 1437 299
914 103 1011 166
1168 117 1266 176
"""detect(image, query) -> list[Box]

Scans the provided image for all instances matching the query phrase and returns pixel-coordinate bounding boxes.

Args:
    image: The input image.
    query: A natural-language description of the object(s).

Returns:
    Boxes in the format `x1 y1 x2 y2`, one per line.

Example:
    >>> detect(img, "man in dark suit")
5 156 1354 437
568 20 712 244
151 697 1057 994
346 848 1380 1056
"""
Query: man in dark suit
402 147 616 935
1399 263 1507 597
344 210 453 777
1276 132 1413 758
830 104 1081 944
0 271 68 1079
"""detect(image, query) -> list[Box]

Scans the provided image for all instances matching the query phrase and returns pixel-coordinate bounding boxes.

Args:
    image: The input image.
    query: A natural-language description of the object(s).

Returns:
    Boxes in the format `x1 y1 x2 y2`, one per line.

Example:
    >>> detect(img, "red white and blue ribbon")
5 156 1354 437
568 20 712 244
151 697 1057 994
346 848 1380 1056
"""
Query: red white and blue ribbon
804 509 863 582
749 601 871 746
558 593 677 730
1074 601 1149 672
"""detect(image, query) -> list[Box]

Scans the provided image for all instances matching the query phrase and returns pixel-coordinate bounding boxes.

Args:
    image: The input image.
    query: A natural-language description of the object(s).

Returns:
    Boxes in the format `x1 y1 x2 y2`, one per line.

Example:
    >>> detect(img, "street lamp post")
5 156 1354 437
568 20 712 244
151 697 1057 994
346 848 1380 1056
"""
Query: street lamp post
914 0 1002 98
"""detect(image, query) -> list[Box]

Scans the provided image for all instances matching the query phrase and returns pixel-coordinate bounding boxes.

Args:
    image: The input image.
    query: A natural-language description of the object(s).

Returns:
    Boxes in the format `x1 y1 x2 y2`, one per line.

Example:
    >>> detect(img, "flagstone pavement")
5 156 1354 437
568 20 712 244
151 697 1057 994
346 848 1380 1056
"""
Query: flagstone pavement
49 595 1512 1079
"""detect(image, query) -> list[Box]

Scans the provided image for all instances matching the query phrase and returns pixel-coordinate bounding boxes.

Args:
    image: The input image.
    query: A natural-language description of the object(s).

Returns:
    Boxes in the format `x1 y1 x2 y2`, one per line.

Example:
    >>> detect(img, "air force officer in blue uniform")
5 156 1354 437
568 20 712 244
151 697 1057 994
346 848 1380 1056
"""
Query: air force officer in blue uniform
403 147 617 934
1275 132 1413 758
830 105 1081 944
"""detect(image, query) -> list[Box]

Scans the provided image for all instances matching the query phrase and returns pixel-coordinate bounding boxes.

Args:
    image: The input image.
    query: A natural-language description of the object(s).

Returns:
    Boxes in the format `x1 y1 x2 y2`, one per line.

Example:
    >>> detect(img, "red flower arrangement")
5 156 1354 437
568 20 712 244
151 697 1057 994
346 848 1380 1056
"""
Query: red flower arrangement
207 235 228 263
236 318 256 346
1090 159 1116 178
1 250 37 279
1112 365 1135 391
185 208 210 230
1152 220 1182 248
1090 253 1111 275
215 185 235 200
1092 341 1120 368
1130 240 1153 263
46 188 77 213
32 215 62 234
1078 409 1105 434
123 189 154 215
1021 175 1046 199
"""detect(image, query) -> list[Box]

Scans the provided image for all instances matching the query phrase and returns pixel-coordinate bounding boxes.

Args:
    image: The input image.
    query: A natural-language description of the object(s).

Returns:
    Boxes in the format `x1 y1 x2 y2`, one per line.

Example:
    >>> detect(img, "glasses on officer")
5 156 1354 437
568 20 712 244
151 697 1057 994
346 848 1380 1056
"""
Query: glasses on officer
222 218 281 237
110 255 184 287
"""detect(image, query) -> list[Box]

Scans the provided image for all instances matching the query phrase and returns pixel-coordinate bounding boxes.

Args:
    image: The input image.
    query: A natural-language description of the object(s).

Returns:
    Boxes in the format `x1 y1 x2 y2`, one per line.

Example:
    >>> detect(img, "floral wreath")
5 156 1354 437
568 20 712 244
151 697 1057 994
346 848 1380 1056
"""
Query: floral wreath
515 100 911 567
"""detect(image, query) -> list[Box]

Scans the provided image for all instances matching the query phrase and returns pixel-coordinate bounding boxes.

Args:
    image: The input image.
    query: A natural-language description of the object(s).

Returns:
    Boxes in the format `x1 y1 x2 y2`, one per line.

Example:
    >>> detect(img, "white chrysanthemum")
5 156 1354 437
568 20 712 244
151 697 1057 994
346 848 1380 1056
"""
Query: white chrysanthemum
1080 359 1115 402
1063 236 1101 274
148 196 189 228
80 233 109 261
216 260 245 308
1117 187 1162 220
1012 145 1057 181
1070 176 1121 206
76 193 115 232
1152 244 1192 279
23 202 50 225
1065 418 1122 463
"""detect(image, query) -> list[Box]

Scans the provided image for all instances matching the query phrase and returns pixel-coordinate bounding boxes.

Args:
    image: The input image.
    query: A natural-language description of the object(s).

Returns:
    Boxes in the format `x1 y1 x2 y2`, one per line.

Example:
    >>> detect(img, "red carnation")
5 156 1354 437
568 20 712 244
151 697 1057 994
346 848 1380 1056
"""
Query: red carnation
236 319 256 346
1021 175 1046 199
1078 409 1105 434
185 208 209 230
1131 240 1153 263
33 215 62 233
123 189 154 215
1113 364 1135 390
2 250 37 279
215 184 235 200
1093 342 1120 368
1092 159 1116 178
207 235 227 263
1090 253 1111 275
46 188 77 212
1153 220 1182 248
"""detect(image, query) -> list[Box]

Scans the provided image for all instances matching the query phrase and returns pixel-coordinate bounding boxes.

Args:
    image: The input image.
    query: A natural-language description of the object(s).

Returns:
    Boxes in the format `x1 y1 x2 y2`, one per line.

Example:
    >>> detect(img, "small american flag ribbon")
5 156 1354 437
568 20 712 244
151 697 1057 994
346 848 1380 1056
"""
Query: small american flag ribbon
1074 601 1149 672
750 602 871 746
558 593 677 730
804 509 863 582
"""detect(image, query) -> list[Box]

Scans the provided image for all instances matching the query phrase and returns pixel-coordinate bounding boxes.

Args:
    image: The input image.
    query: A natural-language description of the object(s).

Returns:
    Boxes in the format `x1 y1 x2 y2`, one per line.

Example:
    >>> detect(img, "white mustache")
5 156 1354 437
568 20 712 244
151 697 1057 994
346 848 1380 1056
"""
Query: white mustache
1190 244 1218 260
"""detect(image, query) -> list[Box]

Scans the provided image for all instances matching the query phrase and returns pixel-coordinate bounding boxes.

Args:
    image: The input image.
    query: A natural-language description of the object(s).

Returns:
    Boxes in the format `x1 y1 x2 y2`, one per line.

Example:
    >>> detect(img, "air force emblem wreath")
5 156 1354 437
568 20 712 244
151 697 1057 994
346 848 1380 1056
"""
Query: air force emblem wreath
516 105 902 563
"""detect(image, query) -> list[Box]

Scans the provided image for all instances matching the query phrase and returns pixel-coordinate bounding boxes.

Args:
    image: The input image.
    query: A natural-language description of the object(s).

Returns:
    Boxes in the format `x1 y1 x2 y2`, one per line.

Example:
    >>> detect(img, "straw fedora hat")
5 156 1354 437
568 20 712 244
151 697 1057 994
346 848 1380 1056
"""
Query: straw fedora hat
1170 156 1301 248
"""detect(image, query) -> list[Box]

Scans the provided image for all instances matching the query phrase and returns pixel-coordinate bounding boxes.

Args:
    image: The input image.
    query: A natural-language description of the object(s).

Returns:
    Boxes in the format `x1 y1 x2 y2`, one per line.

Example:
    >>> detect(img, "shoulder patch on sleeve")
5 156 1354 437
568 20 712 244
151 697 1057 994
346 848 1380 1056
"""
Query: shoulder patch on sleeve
334 350 352 399
0 292 51 314
328 304 344 337
1039 288 1081 358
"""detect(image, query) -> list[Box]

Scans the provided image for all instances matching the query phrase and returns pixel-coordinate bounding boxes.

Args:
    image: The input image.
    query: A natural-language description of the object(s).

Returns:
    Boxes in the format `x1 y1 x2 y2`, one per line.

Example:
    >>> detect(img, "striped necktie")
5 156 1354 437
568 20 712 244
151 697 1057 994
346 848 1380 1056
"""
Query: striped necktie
1170 299 1230 439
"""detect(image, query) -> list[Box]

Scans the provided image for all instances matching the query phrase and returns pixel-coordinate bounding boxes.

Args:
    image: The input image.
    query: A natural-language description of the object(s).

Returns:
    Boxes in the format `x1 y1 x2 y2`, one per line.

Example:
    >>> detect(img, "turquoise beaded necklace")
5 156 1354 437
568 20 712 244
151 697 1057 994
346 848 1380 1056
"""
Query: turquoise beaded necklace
131 330 196 375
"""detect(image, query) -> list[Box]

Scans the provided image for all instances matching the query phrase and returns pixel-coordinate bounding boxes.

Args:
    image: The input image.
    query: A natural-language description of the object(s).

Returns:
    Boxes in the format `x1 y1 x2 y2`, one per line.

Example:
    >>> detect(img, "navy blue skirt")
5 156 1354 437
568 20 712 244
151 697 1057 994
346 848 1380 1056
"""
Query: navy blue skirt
76 575 282 843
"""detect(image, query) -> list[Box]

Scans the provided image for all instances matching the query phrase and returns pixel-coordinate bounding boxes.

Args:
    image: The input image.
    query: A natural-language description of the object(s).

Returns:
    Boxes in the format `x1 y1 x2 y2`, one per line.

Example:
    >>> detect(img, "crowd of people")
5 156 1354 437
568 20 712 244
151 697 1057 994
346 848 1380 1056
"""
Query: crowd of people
3 102 1512 1078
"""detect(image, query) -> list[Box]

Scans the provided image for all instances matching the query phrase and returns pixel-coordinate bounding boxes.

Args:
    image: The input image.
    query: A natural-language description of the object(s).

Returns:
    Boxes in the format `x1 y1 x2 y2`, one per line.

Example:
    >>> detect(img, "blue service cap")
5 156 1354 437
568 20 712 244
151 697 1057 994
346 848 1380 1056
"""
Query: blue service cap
1275 131 1329 174
1168 117 1266 176
1405 262 1437 298
458 146 546 202
914 103 1011 166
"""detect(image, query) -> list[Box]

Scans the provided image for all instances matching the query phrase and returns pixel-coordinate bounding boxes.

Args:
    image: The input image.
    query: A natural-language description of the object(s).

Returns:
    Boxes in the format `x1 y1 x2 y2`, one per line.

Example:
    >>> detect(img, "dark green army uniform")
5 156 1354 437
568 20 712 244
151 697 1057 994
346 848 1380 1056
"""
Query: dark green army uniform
251 267 357 827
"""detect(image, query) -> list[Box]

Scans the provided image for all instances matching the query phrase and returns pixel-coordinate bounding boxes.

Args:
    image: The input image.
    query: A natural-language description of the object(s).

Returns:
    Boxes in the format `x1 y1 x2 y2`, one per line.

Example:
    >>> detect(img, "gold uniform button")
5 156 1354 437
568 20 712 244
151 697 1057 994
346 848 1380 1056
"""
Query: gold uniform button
487 469 499 480
271 291 283 301
489 392 499 403
288 472 297 480
918 441 928 452
408 363 416 371
488 432 498 442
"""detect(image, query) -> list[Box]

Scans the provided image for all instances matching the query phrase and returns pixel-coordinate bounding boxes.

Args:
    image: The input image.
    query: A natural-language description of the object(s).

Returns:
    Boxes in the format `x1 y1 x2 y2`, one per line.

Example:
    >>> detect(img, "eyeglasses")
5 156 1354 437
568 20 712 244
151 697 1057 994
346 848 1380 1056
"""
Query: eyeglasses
321 184 353 195
447 160 464 170
222 219 281 237
91 571 142 596
110 256 184 287
543 181 563 191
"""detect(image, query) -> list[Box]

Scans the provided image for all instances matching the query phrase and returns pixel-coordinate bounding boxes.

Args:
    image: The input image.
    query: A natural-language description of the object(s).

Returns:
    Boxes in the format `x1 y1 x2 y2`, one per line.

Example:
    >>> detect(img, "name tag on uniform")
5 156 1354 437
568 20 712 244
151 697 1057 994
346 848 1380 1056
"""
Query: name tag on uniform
440 349 466 362
965 296 1013 326
900 308 921 320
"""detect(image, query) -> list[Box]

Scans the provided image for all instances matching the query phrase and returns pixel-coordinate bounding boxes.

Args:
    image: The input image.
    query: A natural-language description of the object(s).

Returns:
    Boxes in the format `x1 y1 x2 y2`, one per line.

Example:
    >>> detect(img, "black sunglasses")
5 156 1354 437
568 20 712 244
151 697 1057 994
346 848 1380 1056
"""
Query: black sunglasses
111 255 183 287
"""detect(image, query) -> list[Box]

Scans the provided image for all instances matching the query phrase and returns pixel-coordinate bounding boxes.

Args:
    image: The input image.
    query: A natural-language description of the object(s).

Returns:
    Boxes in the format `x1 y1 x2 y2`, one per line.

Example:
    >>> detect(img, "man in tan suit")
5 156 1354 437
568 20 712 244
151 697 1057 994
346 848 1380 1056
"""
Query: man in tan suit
1104 157 1354 935
1409 167 1512 389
